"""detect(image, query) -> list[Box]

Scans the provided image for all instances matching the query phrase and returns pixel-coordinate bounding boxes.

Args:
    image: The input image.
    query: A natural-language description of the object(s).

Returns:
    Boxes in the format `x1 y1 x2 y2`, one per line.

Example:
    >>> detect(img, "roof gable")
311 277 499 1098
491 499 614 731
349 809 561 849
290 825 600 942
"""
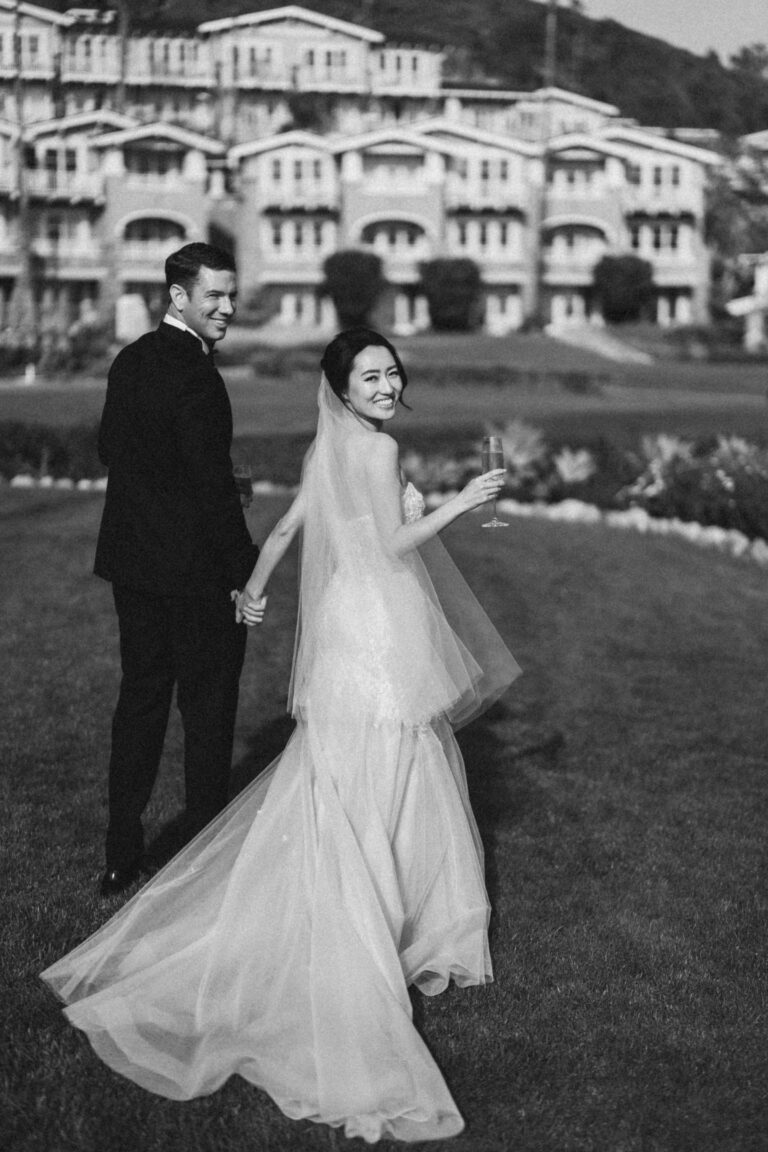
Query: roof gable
0 1 73 26
410 118 540 157
198 5 383 43
91 122 224 155
599 125 721 164
26 110 137 141
230 130 332 161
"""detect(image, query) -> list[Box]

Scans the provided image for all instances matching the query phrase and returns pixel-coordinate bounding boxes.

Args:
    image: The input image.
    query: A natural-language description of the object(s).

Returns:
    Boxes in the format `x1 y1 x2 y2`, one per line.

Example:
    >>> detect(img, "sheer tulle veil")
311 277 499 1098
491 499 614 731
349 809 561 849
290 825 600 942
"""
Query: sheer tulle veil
288 375 520 729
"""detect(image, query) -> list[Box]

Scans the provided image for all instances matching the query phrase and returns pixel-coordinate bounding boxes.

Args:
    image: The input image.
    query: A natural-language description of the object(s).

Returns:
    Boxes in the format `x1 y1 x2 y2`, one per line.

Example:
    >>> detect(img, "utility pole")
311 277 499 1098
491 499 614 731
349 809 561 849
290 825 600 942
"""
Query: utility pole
10 0 37 353
529 0 558 326
115 0 130 112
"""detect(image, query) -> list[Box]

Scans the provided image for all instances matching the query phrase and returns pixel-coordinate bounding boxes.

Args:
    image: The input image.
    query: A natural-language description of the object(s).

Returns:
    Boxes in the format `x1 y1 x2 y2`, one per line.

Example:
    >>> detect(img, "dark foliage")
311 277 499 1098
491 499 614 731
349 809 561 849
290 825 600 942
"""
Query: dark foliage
322 248 384 328
593 254 655 324
419 257 482 332
0 421 103 481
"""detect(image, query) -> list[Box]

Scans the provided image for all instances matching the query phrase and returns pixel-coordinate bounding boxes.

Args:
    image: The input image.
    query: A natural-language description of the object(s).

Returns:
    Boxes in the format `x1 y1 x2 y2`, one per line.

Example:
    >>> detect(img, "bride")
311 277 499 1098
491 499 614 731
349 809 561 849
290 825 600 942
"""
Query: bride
42 328 521 1144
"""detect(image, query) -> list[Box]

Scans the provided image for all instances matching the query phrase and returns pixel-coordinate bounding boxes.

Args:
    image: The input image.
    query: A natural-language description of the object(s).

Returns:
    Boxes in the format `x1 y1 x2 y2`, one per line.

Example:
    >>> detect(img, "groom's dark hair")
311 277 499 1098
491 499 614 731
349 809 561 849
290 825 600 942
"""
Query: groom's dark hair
321 328 410 408
165 242 236 293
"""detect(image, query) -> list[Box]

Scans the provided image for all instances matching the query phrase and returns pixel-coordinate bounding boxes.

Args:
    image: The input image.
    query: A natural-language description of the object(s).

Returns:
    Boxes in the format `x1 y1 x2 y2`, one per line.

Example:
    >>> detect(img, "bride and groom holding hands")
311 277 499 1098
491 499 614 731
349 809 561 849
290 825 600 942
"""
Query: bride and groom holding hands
42 242 520 1143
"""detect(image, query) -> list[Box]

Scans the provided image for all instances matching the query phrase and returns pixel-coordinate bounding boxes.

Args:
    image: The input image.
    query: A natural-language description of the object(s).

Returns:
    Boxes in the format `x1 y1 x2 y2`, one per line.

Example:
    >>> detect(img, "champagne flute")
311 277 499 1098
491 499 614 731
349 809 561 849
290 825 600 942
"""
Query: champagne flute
481 435 508 529
233 462 253 508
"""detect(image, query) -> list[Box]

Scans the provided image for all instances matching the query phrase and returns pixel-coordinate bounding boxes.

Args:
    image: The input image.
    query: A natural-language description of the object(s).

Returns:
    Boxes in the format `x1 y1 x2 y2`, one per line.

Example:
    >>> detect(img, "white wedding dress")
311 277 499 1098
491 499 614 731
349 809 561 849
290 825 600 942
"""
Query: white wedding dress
42 385 521 1144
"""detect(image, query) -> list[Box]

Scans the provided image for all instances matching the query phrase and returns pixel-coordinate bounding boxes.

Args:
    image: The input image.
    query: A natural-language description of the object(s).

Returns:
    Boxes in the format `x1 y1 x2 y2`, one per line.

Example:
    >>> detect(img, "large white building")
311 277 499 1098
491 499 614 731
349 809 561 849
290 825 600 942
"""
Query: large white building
0 2 722 336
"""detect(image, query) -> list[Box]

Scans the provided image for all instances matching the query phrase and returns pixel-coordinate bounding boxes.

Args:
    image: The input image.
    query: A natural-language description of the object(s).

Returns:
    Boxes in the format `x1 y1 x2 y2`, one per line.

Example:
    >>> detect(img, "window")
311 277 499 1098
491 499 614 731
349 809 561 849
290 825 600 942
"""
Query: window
457 221 467 246
499 160 508 181
313 221 323 247
480 160 490 181
272 158 281 182
271 221 282 248
669 224 679 250
294 159 302 182
412 54 419 74
652 224 662 250
499 221 508 246
479 222 487 247
630 223 641 250
653 166 663 188
627 163 641 185
313 159 322 181
671 165 681 186
294 221 303 248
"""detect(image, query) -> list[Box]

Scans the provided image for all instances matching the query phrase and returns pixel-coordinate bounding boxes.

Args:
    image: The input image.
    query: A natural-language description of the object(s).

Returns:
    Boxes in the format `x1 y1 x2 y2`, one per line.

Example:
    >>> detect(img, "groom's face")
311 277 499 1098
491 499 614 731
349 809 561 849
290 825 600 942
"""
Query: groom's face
173 265 238 345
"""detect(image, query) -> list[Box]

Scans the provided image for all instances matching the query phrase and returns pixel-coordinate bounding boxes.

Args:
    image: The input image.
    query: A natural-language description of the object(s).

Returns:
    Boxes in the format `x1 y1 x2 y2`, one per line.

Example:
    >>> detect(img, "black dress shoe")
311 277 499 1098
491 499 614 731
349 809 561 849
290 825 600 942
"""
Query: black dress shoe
99 860 140 896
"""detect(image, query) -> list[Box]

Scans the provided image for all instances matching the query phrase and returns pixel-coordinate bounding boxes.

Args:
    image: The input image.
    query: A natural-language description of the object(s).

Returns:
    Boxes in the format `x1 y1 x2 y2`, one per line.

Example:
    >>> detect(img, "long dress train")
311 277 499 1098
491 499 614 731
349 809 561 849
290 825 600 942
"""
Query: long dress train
42 399 521 1143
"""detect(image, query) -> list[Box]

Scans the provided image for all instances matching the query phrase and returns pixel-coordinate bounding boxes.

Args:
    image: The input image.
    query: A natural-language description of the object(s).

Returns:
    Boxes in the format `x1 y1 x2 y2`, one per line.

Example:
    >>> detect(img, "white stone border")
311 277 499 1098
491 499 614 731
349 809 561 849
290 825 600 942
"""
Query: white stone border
7 476 768 567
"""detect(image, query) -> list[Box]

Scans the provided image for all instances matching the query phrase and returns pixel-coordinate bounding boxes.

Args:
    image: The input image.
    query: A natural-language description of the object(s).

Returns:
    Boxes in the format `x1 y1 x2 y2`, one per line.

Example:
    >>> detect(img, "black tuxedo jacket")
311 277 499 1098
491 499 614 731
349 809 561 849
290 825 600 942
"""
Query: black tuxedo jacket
94 323 259 598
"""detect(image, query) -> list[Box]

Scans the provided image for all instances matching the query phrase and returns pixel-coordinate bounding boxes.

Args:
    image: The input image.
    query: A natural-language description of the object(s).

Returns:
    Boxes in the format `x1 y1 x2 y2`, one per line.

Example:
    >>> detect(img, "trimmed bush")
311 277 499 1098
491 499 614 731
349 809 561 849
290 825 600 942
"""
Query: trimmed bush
322 250 385 328
419 258 482 332
593 254 655 323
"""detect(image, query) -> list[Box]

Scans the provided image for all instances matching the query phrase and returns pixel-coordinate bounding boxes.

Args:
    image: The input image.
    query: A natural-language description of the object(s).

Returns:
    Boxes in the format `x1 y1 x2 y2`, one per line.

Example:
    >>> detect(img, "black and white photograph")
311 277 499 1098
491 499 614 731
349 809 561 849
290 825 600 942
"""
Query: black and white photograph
1 2 766 1150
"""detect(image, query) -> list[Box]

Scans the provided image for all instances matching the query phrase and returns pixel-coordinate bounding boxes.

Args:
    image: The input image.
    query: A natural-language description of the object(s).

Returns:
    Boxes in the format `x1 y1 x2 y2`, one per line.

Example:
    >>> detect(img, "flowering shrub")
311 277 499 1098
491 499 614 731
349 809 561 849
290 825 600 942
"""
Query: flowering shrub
623 434 768 541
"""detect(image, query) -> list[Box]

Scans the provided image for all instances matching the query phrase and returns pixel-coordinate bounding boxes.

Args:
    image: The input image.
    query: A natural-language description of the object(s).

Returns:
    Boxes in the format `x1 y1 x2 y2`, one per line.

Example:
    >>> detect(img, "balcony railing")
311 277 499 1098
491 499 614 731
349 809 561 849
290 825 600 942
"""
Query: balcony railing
445 179 525 211
25 171 104 200
260 187 339 211
621 186 703 216
31 239 103 263
121 240 187 263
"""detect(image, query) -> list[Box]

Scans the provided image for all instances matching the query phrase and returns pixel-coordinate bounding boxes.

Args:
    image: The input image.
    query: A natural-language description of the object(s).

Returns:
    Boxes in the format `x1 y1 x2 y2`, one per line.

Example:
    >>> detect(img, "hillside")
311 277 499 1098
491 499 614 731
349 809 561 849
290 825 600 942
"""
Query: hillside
39 0 768 136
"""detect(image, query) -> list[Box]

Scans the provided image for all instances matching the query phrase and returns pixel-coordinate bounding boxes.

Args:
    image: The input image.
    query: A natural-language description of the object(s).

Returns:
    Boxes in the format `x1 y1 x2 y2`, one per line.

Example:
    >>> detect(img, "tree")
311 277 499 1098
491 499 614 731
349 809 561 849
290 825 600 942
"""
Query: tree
322 249 384 328
419 258 482 331
592 255 654 323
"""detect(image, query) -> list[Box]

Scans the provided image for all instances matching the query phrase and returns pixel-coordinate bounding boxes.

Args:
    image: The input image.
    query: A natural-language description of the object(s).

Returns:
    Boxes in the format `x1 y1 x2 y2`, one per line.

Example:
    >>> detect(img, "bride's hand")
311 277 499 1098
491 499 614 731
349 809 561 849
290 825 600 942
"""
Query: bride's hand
457 469 507 512
235 589 268 626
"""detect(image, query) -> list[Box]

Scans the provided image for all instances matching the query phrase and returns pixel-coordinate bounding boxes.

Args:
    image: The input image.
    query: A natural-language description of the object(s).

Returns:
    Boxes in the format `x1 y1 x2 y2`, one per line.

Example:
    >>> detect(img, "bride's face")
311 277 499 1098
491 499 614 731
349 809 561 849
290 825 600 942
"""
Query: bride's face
343 346 403 429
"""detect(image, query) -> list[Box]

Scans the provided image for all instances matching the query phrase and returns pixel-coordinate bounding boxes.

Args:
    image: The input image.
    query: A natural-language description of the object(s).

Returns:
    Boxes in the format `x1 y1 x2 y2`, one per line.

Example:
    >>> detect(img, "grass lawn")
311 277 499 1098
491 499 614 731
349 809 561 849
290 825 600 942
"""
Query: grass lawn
1 487 766 1152
1 330 767 449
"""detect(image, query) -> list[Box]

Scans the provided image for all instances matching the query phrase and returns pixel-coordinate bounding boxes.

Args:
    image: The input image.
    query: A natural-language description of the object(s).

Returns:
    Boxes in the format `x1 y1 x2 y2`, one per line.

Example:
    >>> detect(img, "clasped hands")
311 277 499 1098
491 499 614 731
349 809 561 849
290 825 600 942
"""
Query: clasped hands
231 588 268 626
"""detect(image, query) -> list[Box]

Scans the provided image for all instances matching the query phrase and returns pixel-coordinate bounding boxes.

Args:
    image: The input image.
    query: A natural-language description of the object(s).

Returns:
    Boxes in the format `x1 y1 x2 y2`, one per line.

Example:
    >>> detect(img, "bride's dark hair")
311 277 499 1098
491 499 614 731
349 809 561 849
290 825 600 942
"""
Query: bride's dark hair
320 328 410 407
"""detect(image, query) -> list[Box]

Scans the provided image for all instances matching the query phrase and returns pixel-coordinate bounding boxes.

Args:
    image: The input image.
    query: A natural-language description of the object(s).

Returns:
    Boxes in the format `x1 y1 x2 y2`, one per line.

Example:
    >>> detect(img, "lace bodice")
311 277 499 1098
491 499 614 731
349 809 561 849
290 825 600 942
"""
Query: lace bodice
401 481 426 524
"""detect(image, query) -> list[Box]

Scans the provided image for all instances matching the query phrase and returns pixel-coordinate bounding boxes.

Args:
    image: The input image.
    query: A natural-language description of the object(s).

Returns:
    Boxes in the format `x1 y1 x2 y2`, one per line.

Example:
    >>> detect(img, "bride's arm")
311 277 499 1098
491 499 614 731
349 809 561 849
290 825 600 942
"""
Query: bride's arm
364 434 505 558
238 490 305 622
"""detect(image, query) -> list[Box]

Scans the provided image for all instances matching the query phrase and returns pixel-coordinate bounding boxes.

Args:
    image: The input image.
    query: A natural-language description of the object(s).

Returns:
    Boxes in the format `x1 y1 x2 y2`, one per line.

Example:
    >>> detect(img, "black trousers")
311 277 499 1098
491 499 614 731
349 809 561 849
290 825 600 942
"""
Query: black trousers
105 584 247 871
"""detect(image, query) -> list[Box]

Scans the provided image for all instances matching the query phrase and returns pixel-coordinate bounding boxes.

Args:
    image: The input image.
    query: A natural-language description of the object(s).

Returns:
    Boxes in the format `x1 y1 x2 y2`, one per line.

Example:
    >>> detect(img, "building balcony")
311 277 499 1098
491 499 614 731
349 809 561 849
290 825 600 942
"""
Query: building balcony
120 240 186 265
621 186 703 217
121 64 212 87
0 61 55 80
542 256 602 285
445 180 526 212
260 188 339 212
30 239 106 276
121 173 191 192
25 171 105 201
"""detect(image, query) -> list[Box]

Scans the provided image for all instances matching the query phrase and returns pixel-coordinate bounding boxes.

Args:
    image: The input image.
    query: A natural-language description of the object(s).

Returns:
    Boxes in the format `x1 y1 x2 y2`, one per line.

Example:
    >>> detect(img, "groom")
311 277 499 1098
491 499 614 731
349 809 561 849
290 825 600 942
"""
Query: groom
94 242 261 896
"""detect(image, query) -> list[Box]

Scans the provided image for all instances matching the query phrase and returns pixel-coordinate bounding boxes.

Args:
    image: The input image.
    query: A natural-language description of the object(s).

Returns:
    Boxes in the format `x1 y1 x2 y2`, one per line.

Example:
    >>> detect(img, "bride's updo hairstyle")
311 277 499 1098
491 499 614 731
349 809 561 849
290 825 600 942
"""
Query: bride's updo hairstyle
321 328 410 408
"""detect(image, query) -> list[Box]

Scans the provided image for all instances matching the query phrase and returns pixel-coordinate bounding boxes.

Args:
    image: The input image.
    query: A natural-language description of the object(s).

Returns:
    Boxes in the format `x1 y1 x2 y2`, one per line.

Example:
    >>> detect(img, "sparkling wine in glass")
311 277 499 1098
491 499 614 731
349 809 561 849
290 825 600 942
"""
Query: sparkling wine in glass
481 435 508 529
233 463 253 507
